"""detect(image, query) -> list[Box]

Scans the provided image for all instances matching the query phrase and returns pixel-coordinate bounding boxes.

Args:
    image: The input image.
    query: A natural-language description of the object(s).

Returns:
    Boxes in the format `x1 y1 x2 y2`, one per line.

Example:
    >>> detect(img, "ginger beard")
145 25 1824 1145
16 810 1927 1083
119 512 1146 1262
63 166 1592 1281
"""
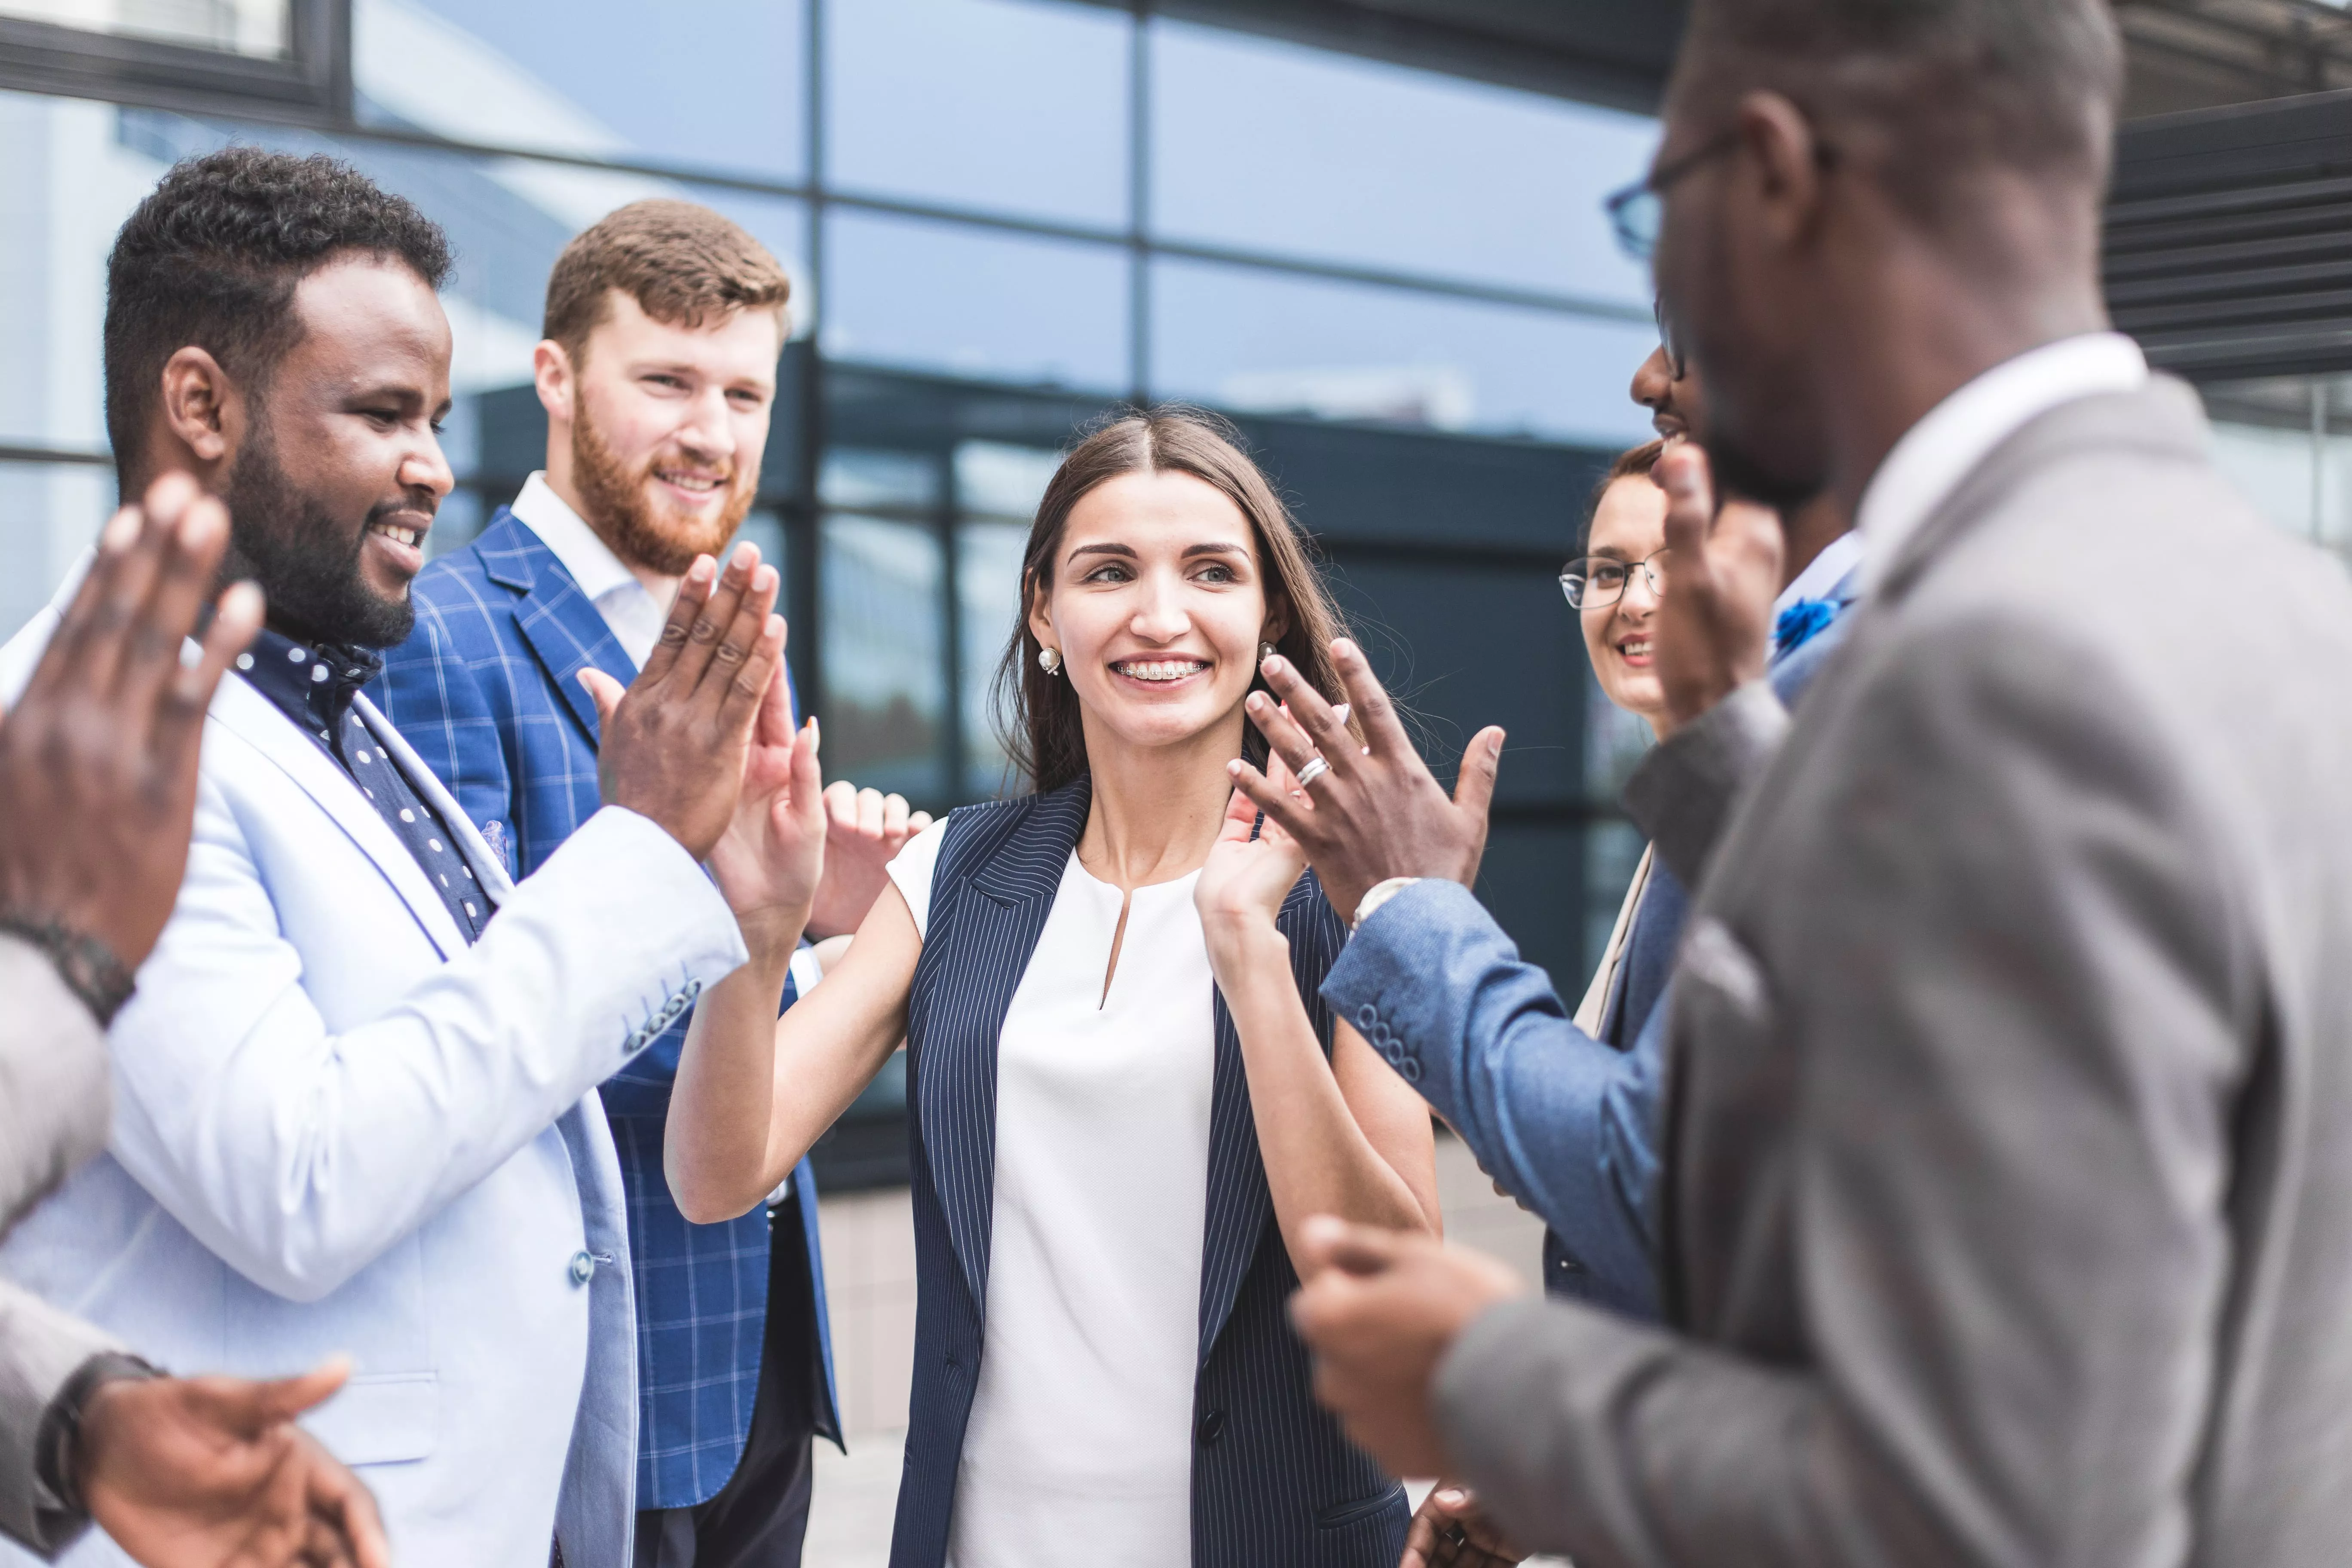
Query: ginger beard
567 387 757 576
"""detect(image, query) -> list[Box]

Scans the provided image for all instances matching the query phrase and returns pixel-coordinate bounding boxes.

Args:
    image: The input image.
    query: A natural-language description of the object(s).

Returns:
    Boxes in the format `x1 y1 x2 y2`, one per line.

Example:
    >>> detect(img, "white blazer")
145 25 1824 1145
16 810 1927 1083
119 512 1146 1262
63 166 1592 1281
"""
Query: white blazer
0 583 746 1568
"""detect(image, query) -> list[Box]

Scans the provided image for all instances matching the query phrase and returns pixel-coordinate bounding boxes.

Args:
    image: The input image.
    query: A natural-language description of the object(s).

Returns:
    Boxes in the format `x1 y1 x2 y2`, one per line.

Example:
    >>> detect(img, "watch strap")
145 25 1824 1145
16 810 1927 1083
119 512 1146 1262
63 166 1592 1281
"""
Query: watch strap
0 914 135 1027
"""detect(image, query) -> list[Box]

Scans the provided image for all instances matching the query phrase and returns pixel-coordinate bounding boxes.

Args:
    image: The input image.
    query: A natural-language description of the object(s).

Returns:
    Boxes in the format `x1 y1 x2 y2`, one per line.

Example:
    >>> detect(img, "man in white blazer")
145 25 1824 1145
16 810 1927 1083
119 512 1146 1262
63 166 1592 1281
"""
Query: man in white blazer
0 476 389 1568
0 150 788 1568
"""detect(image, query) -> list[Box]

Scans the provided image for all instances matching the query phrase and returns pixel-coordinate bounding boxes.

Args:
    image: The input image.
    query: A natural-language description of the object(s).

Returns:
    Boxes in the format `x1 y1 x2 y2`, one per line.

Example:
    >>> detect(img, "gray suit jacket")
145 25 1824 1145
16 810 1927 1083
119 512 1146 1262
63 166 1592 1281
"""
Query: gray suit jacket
0 938 118 1556
1433 379 2352 1567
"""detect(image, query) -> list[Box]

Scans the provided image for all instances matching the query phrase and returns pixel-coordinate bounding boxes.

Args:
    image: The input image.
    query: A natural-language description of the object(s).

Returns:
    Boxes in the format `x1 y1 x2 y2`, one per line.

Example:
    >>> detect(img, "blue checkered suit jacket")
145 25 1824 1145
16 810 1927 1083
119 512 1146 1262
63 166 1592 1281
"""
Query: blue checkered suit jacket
372 508 839 1510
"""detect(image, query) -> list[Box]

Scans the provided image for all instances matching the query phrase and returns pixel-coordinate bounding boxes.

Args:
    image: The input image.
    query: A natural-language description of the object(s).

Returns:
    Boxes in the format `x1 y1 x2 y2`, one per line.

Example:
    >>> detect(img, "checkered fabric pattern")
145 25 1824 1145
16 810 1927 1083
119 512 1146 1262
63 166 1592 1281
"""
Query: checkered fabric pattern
371 508 838 1510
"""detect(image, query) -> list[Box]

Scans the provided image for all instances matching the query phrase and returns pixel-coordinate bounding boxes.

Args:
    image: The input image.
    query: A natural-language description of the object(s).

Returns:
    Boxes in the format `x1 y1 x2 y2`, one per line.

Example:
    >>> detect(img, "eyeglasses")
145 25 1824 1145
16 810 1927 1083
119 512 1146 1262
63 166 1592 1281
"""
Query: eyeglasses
1561 550 1672 610
1606 130 1844 263
1604 131 1740 262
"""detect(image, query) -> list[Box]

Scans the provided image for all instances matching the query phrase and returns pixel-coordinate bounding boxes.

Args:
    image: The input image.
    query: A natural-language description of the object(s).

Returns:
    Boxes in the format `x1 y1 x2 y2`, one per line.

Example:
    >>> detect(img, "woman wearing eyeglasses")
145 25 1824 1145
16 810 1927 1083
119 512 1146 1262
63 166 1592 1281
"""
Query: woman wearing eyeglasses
1560 440 1675 1031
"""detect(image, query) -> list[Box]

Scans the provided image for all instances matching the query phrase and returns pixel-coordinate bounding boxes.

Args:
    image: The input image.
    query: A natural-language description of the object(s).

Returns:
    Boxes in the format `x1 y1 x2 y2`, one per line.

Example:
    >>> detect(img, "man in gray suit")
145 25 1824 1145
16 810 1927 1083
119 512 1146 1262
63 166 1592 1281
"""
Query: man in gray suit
1241 1 2352 1564
0 476 386 1566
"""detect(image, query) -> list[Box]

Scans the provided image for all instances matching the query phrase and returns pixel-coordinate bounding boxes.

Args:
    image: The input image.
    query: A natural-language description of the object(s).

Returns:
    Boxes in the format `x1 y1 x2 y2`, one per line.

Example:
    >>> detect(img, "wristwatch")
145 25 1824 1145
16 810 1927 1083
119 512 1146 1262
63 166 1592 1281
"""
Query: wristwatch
0 913 136 1026
35 1351 165 1519
1351 876 1422 932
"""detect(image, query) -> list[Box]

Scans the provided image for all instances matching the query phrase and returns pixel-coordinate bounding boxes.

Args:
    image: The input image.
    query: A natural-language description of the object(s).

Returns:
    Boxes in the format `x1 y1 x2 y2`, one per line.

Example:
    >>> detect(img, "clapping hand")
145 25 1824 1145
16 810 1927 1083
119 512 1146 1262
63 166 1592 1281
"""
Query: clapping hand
1231 643 1502 923
1196 749 1313 949
703 654 827 953
581 543 787 861
1287 1216 1525 1480
0 474 262 979
79 1359 389 1568
1651 444 1780 734
1403 1483 1527 1568
806 782 931 939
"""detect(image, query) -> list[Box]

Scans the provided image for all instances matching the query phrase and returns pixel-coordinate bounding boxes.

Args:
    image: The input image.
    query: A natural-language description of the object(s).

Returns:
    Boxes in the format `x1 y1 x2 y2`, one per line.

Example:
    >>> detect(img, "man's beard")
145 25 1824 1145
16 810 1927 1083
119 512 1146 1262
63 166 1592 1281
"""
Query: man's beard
219 419 419 649
570 407 755 577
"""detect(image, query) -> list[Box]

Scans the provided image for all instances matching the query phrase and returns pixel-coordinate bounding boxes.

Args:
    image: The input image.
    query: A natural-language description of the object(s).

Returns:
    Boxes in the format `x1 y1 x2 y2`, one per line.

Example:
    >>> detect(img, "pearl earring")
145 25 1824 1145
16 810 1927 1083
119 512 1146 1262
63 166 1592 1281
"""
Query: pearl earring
1260 641 1277 663
1038 646 1063 676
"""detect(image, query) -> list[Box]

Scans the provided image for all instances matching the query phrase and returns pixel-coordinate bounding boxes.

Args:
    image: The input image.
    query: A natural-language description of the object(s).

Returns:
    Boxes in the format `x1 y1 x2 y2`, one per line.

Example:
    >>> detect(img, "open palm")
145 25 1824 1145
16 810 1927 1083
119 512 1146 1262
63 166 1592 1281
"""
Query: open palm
705 664 827 925
1197 749 1313 931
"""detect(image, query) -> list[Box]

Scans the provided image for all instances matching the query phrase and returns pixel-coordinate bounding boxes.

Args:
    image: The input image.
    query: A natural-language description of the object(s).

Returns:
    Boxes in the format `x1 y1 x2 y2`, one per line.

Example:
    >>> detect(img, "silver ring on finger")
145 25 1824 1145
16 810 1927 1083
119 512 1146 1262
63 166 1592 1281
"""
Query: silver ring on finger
1295 755 1331 788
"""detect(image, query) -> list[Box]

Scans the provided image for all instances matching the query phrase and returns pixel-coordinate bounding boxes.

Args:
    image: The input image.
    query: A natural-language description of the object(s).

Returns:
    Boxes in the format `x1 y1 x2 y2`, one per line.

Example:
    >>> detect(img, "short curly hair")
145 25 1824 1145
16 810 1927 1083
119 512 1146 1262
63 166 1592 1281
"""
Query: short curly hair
104 147 452 496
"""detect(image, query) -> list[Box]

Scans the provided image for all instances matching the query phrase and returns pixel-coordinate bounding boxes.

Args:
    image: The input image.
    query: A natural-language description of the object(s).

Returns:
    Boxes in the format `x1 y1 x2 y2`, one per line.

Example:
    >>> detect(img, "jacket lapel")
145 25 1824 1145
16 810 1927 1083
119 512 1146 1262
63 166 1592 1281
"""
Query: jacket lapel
478 510 638 744
915 780 1091 1317
210 676 466 960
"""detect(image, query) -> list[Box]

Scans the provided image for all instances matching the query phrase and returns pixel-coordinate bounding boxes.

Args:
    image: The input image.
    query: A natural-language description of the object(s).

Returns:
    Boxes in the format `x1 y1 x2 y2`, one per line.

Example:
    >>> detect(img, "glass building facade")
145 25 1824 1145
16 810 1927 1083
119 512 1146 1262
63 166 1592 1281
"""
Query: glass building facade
0 0 1663 1184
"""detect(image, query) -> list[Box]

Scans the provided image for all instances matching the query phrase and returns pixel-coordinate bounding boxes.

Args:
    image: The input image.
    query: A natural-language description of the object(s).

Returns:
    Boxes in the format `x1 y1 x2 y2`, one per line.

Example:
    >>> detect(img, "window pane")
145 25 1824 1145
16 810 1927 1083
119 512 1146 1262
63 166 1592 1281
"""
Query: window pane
353 0 806 182
828 0 1127 228
956 518 1029 798
2203 374 2352 563
0 93 136 455
954 440 1060 521
0 461 113 643
1152 258 1657 446
824 211 1128 392
822 449 940 513
1151 20 1655 305
2 0 289 57
822 514 947 801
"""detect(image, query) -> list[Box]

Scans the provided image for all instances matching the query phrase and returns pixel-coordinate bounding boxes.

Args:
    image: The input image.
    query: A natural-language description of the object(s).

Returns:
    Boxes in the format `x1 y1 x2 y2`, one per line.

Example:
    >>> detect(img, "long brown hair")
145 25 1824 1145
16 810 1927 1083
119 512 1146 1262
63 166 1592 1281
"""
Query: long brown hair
993 407 1353 796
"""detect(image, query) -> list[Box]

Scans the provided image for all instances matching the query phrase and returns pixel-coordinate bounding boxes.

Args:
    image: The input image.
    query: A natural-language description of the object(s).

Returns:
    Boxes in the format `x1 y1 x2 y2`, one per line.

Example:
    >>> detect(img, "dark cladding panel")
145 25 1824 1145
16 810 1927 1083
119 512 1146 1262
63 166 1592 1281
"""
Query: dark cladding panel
2109 89 2352 382
1230 412 1607 556
1315 549 1584 810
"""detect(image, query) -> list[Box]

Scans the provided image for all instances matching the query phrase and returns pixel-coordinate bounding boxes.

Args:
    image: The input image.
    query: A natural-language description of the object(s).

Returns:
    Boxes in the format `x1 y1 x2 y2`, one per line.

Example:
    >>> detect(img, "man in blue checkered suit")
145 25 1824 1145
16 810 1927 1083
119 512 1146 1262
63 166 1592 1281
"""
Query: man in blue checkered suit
375 202 925 1567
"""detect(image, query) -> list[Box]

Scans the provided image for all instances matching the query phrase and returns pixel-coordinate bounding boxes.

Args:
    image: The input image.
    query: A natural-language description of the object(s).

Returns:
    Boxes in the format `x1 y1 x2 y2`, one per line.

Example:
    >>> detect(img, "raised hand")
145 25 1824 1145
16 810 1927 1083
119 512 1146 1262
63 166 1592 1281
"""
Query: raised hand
79 1359 389 1568
0 474 263 992
1195 749 1311 943
580 543 786 861
1229 642 1502 924
1652 443 1781 732
704 651 828 953
805 781 932 940
1287 1216 1525 1481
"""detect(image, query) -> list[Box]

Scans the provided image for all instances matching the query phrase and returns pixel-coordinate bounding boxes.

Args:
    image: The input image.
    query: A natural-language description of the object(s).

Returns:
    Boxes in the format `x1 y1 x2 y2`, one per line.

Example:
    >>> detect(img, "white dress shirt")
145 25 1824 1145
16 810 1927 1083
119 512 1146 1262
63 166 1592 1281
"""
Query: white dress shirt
888 822 1210 1568
509 472 669 668
1858 331 2150 590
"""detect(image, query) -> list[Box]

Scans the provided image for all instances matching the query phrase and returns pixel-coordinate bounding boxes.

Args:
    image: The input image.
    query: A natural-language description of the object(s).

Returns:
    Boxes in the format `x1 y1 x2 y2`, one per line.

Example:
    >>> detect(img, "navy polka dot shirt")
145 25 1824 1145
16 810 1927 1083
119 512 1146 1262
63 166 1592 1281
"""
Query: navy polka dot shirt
238 628 490 944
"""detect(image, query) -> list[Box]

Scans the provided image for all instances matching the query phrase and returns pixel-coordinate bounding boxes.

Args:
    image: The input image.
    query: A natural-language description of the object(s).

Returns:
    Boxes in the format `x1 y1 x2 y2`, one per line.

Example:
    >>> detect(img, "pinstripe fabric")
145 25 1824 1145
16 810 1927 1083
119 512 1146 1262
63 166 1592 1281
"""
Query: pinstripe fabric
891 778 1407 1568
370 508 838 1511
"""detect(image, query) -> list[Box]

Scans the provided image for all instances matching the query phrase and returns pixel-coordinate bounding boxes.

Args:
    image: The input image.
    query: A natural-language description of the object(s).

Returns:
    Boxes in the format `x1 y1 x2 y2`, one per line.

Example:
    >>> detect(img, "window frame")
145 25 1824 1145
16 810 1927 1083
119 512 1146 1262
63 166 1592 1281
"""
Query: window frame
0 0 349 128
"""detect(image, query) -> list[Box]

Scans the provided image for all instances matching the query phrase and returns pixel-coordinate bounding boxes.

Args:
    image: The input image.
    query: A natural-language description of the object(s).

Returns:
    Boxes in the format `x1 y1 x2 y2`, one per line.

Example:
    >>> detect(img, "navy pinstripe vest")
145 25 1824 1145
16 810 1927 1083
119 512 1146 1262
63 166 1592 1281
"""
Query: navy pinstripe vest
889 777 1409 1568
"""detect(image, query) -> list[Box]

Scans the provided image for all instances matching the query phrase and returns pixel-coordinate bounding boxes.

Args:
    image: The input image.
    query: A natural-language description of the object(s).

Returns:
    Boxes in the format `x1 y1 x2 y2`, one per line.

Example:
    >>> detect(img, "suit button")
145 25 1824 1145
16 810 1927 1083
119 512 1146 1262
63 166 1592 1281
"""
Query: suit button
569 1250 596 1286
1399 1057 1423 1084
1382 1040 1404 1066
1197 1409 1226 1446
1354 1004 1378 1030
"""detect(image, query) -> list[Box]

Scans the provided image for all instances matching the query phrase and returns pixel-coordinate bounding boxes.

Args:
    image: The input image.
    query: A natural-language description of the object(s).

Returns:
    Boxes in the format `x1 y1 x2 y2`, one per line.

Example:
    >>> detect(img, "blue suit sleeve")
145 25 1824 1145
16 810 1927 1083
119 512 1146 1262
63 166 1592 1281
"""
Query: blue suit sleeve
1325 879 1660 1318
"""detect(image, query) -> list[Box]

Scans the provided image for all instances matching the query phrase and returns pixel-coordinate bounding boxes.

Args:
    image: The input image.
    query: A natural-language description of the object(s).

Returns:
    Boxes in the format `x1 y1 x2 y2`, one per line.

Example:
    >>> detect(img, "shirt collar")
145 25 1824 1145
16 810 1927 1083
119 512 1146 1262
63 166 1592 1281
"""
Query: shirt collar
510 471 643 605
1857 332 2148 590
240 628 383 739
1773 528 1868 617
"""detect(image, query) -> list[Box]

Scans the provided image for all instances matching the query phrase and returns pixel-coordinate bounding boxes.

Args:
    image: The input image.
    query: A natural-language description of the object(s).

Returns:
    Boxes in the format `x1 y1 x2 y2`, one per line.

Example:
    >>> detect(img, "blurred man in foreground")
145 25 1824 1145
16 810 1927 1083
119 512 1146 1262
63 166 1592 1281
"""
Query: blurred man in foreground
1247 0 2352 1562
0 475 385 1567
0 148 796 1568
